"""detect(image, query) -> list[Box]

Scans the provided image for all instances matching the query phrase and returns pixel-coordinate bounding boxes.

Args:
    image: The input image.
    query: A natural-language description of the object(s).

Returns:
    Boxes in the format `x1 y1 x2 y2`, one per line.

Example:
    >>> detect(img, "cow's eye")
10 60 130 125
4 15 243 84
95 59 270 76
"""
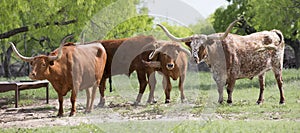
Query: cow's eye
42 63 46 67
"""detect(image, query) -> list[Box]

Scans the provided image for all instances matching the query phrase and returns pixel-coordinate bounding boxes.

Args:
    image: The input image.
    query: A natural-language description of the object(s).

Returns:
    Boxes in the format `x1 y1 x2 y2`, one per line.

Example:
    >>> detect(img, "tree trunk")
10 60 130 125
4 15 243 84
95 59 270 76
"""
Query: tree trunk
3 46 13 78
293 40 300 69
286 38 300 69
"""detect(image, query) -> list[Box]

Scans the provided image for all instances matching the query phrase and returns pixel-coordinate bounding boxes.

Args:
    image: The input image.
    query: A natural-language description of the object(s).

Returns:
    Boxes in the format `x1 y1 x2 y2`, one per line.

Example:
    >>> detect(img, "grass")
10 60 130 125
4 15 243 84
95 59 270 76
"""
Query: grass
1 120 299 133
0 68 300 132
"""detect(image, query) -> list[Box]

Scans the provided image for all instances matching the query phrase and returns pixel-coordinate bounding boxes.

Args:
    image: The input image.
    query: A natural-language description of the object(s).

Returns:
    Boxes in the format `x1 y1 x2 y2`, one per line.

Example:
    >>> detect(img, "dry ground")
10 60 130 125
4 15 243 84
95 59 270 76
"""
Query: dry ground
0 97 215 129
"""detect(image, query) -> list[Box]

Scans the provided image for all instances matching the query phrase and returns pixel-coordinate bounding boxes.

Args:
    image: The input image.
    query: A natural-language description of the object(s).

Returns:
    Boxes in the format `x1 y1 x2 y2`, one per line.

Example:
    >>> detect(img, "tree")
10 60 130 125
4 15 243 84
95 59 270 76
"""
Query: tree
212 0 300 68
0 0 154 77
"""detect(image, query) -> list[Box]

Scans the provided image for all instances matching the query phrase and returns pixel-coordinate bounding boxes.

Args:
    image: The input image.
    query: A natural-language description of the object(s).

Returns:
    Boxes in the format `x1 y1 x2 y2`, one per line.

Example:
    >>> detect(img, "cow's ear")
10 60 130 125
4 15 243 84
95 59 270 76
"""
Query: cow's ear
49 61 54 66
185 42 191 48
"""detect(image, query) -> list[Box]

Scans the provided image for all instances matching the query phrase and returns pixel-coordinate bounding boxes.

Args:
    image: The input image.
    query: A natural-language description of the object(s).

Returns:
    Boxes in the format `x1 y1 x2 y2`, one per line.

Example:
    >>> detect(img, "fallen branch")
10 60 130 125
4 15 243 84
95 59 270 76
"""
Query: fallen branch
0 19 77 39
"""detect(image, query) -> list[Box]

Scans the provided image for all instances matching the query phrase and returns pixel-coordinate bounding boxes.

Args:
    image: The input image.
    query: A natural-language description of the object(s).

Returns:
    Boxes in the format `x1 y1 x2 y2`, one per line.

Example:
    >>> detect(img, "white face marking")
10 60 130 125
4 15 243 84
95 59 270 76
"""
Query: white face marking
190 35 208 63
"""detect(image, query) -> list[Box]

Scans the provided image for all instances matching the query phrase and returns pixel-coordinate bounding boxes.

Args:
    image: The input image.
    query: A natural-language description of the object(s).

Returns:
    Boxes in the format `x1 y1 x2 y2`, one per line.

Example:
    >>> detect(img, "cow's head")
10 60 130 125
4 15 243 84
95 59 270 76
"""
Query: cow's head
9 35 72 80
185 41 207 64
156 19 242 64
143 41 190 70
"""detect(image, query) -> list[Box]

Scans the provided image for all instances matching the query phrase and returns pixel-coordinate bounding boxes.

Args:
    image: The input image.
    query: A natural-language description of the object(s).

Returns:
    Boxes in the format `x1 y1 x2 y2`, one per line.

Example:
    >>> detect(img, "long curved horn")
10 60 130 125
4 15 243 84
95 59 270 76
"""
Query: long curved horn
208 18 243 40
149 46 163 60
140 43 156 54
48 35 73 61
9 42 34 62
157 24 194 42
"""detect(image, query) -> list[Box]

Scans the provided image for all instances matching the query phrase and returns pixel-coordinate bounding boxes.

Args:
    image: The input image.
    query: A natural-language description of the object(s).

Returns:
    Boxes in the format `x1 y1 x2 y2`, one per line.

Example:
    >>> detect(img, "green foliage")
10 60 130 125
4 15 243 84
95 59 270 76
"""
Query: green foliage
212 0 300 39
248 0 300 39
0 0 154 57
104 15 154 39
153 22 193 44
189 17 217 35
80 0 154 41
213 0 251 35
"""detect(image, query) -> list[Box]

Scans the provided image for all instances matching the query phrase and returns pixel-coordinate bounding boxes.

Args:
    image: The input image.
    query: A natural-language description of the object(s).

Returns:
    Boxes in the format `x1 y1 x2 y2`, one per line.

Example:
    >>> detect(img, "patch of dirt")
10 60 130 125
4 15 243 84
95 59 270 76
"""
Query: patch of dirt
0 98 216 129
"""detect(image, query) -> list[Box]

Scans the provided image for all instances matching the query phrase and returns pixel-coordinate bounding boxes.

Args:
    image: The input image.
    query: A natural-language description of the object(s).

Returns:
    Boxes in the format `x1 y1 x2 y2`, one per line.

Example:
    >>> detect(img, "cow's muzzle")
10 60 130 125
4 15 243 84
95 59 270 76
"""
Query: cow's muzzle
193 52 200 64
166 63 174 70
29 72 37 80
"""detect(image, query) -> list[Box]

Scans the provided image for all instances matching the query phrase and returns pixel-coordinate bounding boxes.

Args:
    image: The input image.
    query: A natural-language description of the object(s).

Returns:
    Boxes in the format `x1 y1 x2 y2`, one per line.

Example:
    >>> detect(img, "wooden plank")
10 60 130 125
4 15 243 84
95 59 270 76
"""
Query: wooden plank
0 80 49 108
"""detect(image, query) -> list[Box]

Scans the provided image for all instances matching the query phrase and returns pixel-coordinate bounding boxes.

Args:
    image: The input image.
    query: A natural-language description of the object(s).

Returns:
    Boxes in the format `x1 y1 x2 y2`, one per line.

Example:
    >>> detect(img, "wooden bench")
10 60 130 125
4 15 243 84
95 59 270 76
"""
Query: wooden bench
0 80 49 108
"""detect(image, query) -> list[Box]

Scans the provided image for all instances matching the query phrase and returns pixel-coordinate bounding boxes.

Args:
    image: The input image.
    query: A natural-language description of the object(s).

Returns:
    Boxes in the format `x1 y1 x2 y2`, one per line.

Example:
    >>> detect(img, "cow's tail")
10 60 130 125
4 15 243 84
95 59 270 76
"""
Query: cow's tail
256 30 285 52
109 76 112 92
272 29 284 45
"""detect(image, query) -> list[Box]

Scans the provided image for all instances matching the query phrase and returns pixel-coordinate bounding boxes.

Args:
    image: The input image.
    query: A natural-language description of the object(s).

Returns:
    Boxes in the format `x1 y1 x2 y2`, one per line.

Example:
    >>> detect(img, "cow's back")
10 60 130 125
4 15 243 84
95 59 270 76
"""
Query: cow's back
102 36 155 76
71 43 106 90
221 31 284 79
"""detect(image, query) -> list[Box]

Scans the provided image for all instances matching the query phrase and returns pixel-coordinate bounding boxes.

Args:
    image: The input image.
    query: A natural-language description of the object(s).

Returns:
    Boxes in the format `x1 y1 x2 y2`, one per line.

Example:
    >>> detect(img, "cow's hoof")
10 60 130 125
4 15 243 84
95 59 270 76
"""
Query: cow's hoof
69 112 76 117
279 101 285 105
147 100 157 105
165 100 170 104
218 100 223 104
84 111 91 114
98 103 105 108
256 101 263 105
56 114 63 118
181 99 188 103
132 101 140 106
227 100 232 104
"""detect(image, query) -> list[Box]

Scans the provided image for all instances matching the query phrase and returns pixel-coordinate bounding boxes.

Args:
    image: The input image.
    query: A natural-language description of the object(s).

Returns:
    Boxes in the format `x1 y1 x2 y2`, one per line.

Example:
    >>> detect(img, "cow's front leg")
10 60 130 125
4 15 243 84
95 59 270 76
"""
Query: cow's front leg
217 83 224 104
163 75 172 103
213 74 225 104
147 72 157 104
179 74 186 103
57 94 64 117
257 74 265 104
69 89 77 117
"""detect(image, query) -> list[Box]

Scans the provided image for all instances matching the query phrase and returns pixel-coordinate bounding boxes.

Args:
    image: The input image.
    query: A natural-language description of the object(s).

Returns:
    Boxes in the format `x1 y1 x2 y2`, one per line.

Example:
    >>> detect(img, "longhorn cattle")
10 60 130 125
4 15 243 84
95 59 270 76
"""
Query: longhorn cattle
91 35 157 106
10 36 107 116
142 40 190 103
157 19 285 104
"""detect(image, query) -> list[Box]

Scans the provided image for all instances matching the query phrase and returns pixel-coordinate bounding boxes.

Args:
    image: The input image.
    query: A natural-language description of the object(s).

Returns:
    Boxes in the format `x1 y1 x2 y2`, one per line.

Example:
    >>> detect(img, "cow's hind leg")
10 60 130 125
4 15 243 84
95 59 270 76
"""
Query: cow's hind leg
70 89 77 117
98 78 106 107
226 78 236 104
90 85 98 111
257 74 265 104
273 69 285 104
134 71 147 105
85 87 92 113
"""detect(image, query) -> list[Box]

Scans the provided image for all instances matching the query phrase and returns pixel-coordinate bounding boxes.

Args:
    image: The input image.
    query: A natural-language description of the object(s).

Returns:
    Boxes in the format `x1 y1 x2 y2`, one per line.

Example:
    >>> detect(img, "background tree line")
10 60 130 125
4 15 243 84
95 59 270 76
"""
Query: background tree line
0 0 298 78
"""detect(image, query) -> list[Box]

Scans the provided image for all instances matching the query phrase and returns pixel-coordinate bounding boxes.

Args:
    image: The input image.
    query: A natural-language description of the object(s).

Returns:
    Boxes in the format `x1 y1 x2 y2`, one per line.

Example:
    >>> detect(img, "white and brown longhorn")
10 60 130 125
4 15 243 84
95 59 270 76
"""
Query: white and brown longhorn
157 19 285 104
